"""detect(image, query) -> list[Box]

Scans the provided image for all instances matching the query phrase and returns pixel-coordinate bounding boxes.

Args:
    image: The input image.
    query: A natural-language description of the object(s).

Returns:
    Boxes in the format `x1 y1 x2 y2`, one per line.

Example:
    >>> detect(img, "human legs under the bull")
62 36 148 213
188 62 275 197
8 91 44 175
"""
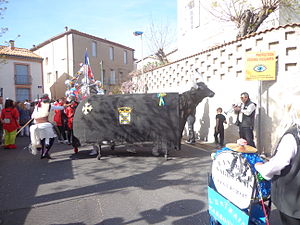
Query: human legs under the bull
71 130 80 154
66 128 72 145
185 114 196 144
57 125 67 143
152 137 169 158
40 138 55 159
152 138 161 156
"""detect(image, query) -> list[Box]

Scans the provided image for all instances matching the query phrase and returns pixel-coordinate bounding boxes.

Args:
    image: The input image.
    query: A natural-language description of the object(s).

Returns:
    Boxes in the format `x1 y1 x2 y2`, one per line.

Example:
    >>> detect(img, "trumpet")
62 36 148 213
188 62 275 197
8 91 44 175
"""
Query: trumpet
224 103 241 115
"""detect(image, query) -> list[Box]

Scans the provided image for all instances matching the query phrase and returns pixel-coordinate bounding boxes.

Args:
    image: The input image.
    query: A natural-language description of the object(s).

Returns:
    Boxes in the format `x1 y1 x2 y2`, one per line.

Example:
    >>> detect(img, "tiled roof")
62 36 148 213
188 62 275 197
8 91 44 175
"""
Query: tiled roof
31 29 135 52
0 46 43 60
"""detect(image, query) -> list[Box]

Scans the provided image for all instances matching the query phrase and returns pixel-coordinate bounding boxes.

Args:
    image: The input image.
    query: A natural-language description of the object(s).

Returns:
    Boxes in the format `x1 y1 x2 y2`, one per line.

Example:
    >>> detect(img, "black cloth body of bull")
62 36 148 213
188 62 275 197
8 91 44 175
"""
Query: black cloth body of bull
73 82 214 159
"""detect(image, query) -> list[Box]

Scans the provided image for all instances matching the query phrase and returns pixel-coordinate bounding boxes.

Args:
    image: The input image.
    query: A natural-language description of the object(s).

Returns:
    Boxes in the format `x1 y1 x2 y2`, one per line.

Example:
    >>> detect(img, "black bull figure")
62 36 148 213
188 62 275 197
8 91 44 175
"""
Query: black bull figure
73 82 215 159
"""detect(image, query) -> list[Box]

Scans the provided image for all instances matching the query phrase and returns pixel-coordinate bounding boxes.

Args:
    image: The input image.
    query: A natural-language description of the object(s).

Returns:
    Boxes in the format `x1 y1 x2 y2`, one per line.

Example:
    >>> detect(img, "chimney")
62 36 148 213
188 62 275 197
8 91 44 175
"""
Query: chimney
9 40 15 49
33 44 36 48
65 26 68 31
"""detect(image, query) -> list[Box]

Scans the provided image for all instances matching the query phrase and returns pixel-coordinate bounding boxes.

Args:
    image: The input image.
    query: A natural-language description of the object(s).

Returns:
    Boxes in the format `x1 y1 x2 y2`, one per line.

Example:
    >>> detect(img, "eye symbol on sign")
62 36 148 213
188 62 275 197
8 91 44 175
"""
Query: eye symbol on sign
253 65 267 72
82 102 93 115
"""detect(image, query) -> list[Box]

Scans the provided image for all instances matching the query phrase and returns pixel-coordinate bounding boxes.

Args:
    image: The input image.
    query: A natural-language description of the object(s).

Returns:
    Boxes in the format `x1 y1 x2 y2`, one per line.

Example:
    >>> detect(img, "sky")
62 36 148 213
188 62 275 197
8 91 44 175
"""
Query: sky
0 0 177 59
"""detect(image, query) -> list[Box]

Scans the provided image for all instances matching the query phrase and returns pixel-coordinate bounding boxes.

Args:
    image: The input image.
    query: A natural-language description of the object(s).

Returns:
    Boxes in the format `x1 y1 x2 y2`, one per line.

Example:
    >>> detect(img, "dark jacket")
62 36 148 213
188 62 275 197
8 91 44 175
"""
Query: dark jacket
240 100 256 128
271 125 300 218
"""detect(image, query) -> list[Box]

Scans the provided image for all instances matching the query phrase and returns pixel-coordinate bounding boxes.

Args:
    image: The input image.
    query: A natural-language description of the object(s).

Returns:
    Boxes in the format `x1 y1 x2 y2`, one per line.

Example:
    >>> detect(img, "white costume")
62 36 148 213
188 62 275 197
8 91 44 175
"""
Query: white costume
30 102 63 155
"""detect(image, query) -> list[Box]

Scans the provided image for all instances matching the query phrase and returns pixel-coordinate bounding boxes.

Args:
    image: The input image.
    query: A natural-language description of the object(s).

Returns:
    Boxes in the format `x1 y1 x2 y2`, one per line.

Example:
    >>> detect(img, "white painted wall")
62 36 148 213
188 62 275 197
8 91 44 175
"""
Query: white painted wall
132 25 300 155
0 59 43 101
33 36 71 98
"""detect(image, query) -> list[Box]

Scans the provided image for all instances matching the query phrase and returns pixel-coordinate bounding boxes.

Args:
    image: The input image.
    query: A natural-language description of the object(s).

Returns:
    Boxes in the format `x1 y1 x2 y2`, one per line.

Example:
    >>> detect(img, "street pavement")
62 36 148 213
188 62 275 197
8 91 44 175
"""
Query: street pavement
0 136 282 225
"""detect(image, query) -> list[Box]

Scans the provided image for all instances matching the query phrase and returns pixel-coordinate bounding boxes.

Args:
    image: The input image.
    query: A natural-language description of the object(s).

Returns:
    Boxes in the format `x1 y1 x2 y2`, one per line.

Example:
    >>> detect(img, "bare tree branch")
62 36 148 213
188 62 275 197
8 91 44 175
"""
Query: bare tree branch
208 0 299 38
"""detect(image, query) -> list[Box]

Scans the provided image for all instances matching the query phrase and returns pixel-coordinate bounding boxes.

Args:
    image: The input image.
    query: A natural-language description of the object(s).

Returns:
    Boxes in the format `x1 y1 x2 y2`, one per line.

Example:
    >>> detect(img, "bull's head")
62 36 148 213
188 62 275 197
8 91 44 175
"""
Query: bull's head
179 82 215 138
190 82 215 101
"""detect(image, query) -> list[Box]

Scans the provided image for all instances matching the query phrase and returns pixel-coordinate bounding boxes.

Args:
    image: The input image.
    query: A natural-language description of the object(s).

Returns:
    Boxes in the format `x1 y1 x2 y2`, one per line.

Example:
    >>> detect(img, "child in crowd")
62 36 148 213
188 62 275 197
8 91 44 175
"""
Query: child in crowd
214 107 227 148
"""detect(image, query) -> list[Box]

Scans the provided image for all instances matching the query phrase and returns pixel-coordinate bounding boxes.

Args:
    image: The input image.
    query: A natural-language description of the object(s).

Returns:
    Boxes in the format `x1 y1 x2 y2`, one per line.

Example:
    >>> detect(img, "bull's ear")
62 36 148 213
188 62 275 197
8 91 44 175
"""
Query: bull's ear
196 82 206 90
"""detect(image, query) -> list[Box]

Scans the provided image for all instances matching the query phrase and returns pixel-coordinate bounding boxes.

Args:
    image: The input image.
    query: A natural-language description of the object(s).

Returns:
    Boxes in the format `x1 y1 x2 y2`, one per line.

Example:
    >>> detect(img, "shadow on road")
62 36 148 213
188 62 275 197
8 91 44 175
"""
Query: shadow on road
97 199 209 225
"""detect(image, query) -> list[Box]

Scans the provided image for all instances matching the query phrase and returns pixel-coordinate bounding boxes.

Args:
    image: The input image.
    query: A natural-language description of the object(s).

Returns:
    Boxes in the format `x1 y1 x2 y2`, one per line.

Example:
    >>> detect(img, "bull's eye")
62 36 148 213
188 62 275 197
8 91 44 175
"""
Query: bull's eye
253 65 267 72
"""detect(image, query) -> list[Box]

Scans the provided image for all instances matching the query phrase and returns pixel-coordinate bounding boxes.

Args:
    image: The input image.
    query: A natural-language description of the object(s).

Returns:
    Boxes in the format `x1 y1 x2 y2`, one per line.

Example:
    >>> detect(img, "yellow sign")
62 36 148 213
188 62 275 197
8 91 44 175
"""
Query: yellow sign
245 51 276 81
118 107 133 125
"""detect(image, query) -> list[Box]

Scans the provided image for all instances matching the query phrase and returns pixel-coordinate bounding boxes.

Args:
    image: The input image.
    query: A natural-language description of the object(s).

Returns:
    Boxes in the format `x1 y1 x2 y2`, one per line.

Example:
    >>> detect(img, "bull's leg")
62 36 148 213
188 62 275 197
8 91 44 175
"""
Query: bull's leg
97 144 102 160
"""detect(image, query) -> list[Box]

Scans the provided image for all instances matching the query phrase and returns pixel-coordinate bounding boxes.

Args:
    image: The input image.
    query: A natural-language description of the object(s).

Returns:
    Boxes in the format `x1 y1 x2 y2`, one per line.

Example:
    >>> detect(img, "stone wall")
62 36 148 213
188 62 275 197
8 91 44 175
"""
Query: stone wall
133 24 300 155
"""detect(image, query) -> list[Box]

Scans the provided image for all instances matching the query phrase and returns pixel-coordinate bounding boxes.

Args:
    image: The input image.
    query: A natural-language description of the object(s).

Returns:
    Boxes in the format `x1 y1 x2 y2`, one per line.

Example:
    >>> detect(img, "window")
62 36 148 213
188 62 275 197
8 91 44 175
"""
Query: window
109 47 114 61
16 88 30 102
92 41 97 57
184 0 200 31
110 70 116 84
123 50 128 64
15 64 30 84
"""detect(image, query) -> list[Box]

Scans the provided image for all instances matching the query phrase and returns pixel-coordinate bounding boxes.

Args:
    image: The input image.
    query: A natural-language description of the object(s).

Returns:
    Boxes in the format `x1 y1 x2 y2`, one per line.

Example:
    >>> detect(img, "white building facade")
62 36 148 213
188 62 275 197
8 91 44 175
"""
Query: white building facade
32 28 135 98
0 41 43 105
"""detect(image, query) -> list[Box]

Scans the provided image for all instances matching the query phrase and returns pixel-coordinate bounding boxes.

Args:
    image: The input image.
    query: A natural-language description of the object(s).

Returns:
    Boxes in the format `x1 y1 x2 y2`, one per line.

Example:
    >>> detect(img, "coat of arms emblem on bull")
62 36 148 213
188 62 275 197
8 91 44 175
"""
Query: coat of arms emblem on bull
73 82 215 160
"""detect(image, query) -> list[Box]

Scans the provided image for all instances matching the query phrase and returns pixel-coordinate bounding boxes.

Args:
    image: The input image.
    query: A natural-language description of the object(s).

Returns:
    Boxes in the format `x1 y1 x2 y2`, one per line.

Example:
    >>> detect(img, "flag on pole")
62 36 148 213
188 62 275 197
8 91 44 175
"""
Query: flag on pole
84 50 95 80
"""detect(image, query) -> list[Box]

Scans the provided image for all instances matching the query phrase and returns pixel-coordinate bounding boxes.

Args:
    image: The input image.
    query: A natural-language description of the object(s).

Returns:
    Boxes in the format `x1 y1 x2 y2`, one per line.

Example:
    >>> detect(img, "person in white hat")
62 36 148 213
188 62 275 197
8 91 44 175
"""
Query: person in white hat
255 98 300 225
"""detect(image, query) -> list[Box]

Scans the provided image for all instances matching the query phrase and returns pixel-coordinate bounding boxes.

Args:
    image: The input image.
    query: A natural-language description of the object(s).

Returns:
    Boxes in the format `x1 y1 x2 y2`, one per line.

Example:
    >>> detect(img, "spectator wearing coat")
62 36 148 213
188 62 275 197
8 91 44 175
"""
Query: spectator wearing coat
17 101 31 136
0 99 19 149
53 98 68 143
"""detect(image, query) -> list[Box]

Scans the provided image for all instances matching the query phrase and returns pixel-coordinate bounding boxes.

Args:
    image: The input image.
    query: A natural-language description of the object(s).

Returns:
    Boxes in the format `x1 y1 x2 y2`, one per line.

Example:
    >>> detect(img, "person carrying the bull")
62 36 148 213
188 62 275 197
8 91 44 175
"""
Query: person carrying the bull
30 94 65 159
185 108 196 144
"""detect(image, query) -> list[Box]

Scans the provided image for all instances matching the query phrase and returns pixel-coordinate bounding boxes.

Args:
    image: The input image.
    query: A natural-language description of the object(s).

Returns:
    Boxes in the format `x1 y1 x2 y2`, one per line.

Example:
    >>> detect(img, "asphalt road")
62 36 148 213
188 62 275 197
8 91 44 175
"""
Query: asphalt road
0 136 282 225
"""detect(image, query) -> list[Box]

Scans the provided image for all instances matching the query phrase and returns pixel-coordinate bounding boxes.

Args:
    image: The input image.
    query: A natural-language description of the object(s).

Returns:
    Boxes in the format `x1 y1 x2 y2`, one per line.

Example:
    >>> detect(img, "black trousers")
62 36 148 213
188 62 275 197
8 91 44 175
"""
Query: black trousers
279 211 300 225
214 128 224 146
40 138 55 156
239 126 256 147
67 128 80 148
57 125 67 140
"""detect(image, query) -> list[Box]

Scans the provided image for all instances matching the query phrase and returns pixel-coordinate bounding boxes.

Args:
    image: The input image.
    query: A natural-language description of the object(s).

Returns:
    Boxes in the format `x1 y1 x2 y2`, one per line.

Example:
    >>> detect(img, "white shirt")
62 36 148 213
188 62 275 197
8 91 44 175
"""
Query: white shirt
241 102 256 116
31 103 64 119
254 133 298 180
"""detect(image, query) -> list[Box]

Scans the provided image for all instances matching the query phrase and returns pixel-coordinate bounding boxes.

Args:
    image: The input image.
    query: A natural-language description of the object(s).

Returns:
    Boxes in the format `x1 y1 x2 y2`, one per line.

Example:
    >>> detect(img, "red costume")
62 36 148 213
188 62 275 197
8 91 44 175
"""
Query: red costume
65 101 78 129
53 102 63 126
1 107 19 132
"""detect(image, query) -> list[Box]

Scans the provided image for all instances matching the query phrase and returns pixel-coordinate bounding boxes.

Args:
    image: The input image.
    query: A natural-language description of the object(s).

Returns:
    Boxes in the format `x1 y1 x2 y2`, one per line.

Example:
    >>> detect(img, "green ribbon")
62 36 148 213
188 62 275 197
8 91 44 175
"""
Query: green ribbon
257 173 265 182
157 93 167 106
